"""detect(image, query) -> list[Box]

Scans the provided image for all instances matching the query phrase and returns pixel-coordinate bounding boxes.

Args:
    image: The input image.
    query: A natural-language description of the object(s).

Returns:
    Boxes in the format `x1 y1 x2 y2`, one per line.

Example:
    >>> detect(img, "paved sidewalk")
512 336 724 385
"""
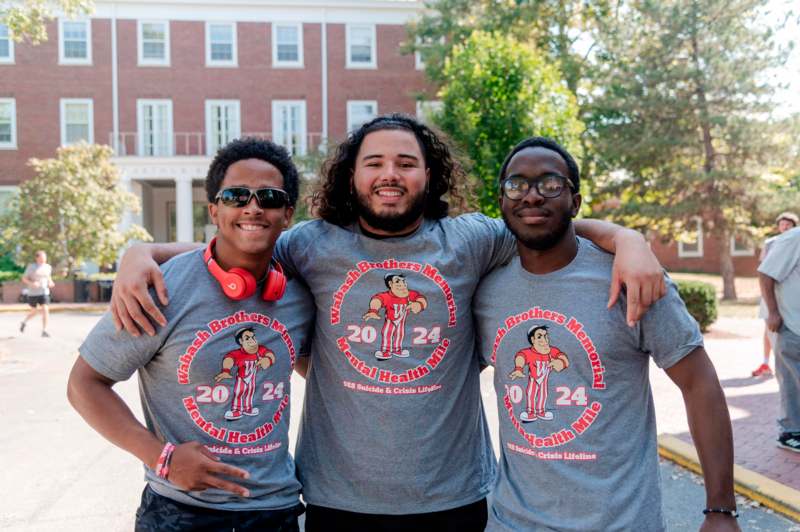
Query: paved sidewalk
651 316 800 521
0 302 109 313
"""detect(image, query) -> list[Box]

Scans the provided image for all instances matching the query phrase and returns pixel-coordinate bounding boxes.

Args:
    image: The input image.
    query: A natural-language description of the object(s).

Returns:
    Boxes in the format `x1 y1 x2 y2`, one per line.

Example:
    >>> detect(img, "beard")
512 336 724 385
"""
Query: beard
355 188 427 233
502 207 573 251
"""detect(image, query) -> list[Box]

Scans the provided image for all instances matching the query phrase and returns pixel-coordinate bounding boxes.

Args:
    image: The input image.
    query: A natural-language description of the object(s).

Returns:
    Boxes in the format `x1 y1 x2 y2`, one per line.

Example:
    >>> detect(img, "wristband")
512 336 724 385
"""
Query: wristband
703 508 739 518
154 442 176 480
220 368 232 375
514 366 524 373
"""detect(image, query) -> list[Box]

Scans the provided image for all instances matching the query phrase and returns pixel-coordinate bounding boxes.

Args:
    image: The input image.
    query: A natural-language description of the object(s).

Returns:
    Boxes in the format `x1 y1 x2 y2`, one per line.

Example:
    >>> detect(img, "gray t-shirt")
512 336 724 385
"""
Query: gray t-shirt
276 214 516 514
24 263 52 296
79 248 314 511
474 238 703 531
759 227 800 335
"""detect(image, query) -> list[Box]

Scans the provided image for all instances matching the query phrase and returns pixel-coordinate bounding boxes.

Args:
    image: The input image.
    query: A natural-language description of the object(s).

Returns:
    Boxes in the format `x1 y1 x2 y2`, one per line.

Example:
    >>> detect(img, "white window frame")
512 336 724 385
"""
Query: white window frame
0 185 19 216
678 217 704 258
347 100 378 132
0 23 14 64
0 98 17 150
271 100 307 156
416 100 443 124
138 20 170 67
205 99 241 155
59 98 94 146
346 24 376 69
272 22 303 68
58 18 92 65
206 22 237 67
730 234 755 257
136 99 174 156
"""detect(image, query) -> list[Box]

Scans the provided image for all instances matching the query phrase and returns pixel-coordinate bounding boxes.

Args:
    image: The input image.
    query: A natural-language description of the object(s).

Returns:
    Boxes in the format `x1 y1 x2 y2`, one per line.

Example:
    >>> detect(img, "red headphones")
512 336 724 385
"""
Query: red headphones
204 237 286 301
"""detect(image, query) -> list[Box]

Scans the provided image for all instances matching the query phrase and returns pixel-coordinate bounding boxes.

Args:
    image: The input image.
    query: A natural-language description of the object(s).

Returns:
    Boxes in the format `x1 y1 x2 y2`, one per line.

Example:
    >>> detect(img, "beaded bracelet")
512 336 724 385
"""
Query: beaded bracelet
154 442 176 480
703 508 739 518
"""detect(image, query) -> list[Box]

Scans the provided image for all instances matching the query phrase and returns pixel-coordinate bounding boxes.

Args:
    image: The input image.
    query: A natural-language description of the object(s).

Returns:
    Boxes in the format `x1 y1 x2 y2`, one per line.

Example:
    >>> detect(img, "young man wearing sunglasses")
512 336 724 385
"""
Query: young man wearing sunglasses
67 138 313 531
107 115 667 530
474 137 738 531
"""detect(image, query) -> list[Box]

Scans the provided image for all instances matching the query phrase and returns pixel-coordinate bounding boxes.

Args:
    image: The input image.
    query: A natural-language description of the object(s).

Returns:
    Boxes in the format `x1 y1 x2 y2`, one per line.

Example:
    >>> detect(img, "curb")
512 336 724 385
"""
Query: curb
658 434 800 522
0 304 108 313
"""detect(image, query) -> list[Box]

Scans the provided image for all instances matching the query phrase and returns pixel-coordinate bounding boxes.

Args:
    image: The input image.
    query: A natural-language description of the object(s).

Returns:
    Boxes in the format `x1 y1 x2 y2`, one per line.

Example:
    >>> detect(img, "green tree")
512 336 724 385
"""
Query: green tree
435 31 584 217
0 143 151 275
589 0 789 300
1 0 93 44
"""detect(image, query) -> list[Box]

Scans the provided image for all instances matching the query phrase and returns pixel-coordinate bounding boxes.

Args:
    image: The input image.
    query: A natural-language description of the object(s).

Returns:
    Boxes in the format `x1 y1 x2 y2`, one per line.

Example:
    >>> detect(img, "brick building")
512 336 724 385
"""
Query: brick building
0 0 431 244
648 219 760 277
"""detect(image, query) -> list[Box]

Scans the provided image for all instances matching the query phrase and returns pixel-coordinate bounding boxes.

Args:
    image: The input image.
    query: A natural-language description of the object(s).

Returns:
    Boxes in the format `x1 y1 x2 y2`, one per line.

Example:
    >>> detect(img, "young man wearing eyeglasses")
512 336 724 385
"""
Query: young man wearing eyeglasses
67 138 313 531
474 137 739 531
105 115 669 530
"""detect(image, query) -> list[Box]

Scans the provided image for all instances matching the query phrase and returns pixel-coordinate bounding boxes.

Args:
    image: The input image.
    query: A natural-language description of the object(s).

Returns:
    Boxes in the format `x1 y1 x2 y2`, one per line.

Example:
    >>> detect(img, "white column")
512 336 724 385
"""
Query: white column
175 175 194 242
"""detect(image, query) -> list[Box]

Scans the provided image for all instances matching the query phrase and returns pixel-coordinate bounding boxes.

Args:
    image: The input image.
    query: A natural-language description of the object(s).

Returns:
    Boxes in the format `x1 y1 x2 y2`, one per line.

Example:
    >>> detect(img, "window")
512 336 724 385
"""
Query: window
137 99 173 156
0 98 17 149
416 100 443 124
205 100 240 155
272 100 307 156
272 23 303 67
0 186 18 216
206 22 236 67
138 21 170 66
168 201 211 243
347 100 377 132
59 19 91 64
678 217 703 258
60 99 94 145
731 234 755 257
0 23 14 64
346 24 376 69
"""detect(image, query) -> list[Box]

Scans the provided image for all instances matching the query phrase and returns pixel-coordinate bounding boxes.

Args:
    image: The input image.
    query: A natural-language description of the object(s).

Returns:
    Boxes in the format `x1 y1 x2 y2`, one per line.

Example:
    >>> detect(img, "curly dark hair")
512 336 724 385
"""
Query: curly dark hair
498 137 580 193
312 113 467 226
206 137 300 207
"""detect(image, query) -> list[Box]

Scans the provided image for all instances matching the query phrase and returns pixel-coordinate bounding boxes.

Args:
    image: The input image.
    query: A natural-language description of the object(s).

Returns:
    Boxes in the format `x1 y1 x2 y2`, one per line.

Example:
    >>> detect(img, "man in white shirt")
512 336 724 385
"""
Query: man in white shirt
20 250 55 338
759 226 800 452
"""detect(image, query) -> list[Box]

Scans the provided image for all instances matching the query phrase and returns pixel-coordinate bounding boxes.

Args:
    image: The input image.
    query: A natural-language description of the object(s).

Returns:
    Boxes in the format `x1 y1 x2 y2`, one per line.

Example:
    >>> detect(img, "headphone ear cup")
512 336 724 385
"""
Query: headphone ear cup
262 266 287 301
226 267 257 300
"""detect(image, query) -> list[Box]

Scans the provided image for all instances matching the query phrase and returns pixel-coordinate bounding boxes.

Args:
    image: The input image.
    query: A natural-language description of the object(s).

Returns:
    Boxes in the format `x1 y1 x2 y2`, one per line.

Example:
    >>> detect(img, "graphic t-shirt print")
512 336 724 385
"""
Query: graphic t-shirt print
492 307 607 461
178 310 295 455
330 258 458 395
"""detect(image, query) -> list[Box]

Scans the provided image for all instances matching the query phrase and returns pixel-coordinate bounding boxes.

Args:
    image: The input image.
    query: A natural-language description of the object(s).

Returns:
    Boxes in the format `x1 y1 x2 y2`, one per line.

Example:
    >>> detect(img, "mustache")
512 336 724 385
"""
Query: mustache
512 206 552 217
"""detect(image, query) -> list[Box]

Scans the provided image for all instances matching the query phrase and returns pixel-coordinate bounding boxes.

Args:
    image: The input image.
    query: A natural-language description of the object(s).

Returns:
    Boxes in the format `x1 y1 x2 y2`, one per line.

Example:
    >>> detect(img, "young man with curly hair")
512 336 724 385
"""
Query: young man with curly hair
108 115 665 530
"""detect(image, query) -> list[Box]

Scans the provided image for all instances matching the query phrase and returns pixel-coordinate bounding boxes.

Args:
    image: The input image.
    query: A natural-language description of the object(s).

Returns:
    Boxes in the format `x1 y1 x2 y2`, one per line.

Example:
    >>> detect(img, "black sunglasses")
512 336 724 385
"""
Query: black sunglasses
501 174 575 200
215 187 290 209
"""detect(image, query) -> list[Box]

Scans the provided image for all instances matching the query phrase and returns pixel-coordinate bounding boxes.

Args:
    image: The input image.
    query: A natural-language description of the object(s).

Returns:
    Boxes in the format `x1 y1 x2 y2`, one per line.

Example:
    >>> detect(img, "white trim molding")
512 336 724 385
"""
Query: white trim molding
206 21 238 67
346 23 377 69
60 98 95 146
137 99 174 156
678 217 704 258
272 22 304 68
59 18 92 65
0 98 17 150
730 234 755 257
138 20 171 67
347 100 378 132
0 23 14 64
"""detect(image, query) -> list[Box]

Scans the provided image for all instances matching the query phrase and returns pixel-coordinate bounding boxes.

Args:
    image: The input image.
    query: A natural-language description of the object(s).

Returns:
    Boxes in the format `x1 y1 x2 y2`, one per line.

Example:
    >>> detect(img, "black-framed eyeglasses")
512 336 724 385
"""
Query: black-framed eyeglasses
501 174 575 200
215 187 290 209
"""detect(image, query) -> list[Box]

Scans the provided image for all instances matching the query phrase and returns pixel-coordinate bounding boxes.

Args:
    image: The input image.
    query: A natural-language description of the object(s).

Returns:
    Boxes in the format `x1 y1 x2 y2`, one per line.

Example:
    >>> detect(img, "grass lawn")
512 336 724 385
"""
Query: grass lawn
668 272 759 319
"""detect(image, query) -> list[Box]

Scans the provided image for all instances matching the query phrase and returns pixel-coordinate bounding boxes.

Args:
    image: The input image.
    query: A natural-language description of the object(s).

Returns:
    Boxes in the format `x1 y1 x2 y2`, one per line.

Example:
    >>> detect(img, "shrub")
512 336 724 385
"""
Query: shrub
0 270 22 283
676 280 717 332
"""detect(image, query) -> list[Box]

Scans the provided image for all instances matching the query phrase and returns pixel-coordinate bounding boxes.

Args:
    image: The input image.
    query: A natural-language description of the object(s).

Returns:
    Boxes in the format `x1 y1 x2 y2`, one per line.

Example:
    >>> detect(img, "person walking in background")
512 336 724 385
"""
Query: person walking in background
753 212 799 377
19 250 54 338
759 223 800 453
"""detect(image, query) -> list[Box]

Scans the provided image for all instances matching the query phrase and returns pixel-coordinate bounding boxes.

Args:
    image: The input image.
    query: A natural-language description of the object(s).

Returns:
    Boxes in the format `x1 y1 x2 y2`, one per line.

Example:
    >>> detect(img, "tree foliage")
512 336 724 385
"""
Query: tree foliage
1 0 93 44
435 31 584 217
589 0 789 299
0 143 151 275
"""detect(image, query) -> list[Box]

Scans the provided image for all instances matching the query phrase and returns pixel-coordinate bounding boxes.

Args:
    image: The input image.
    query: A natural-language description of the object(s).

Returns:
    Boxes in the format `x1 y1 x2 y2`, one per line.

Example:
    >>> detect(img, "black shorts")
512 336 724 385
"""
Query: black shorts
27 294 50 308
135 485 304 532
304 498 488 532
